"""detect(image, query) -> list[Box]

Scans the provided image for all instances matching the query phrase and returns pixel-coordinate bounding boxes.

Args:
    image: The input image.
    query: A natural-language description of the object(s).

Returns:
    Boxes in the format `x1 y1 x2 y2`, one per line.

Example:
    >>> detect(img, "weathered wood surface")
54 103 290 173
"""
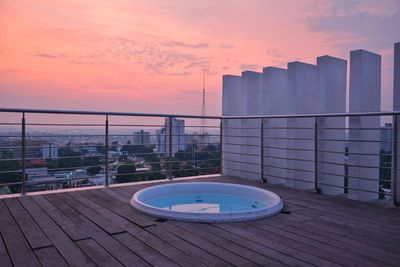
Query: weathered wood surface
0 175 399 266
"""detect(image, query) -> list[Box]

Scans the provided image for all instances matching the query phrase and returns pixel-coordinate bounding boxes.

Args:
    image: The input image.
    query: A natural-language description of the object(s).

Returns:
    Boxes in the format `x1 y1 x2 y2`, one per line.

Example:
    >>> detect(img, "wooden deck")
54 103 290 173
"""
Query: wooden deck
0 175 399 267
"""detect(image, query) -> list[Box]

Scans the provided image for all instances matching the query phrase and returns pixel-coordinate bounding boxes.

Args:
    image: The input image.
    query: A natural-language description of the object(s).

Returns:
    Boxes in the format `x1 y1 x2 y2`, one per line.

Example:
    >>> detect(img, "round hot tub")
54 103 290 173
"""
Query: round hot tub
130 182 283 222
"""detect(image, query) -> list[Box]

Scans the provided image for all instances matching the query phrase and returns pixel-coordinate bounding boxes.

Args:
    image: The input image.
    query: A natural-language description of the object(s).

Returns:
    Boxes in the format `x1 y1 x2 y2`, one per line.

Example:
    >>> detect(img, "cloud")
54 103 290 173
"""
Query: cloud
240 64 258 71
162 41 209 49
32 53 68 58
220 44 234 49
162 71 191 76
1 69 22 72
305 1 400 50
265 49 282 58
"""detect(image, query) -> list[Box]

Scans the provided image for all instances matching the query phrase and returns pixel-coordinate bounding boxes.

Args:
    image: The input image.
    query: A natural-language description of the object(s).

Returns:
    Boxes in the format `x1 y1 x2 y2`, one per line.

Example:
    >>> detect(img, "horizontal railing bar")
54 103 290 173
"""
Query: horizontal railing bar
318 171 393 183
223 167 260 175
263 164 315 173
224 159 261 166
264 155 315 163
222 135 260 138
223 150 260 157
2 108 399 120
222 142 260 147
263 145 314 152
320 160 391 170
223 110 400 119
0 108 221 119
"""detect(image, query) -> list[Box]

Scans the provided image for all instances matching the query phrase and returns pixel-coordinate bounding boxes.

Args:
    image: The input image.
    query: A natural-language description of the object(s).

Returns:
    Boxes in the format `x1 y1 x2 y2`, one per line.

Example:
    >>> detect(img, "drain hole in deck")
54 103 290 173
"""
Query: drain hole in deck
155 218 168 222
281 210 291 214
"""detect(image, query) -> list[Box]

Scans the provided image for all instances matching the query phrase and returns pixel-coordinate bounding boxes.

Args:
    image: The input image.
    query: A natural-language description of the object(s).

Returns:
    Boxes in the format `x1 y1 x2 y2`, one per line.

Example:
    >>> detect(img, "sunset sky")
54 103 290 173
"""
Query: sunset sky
1 0 399 117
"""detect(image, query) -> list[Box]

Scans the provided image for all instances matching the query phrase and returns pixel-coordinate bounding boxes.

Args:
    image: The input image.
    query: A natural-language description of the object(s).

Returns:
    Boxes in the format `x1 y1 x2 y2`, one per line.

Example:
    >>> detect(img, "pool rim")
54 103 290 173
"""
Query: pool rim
130 182 283 223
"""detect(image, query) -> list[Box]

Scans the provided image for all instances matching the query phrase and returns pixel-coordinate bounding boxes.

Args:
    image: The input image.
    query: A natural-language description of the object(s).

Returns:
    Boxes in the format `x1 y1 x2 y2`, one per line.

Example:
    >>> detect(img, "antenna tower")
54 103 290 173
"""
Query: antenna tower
200 70 206 135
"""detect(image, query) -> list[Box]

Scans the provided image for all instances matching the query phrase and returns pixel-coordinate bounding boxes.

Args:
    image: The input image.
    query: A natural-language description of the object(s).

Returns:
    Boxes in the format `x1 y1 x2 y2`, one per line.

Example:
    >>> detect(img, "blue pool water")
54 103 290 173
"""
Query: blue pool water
145 192 268 213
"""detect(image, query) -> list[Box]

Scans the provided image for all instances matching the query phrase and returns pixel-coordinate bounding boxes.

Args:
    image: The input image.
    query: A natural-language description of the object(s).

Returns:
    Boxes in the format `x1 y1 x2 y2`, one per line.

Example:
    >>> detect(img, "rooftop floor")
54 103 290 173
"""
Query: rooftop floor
1 175 399 267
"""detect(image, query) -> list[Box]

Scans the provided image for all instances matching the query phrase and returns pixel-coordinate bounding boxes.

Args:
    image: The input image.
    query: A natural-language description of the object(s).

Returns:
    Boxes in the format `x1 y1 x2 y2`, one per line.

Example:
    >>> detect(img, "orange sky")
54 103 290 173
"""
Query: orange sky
1 0 399 118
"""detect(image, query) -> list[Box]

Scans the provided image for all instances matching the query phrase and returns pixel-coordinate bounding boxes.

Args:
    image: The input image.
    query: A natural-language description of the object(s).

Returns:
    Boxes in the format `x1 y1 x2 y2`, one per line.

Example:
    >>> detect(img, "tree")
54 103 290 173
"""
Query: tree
0 160 22 193
87 166 102 175
110 141 119 151
58 147 83 169
120 145 154 160
116 163 137 183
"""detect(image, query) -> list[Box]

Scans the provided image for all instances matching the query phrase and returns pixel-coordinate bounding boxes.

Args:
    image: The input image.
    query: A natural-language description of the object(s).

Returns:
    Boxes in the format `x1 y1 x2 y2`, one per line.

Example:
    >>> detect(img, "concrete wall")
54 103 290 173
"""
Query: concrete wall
348 49 381 201
287 62 318 190
316 56 347 195
222 75 242 177
262 67 288 184
240 71 262 180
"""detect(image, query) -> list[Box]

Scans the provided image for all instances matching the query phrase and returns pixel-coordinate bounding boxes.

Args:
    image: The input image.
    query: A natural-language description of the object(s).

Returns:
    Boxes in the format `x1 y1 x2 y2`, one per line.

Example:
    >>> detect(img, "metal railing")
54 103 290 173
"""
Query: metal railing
0 108 399 207
0 108 221 195
221 111 400 207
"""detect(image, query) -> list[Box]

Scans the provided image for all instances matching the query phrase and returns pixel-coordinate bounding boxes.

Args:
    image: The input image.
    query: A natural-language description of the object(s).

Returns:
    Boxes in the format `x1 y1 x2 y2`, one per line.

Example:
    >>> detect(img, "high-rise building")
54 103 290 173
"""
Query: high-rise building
156 118 186 156
380 123 393 152
133 130 151 145
41 143 58 159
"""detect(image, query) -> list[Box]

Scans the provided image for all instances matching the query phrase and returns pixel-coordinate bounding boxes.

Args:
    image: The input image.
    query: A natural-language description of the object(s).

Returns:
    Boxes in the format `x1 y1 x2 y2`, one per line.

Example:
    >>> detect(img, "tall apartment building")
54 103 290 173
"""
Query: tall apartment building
41 143 58 159
133 130 151 145
156 118 186 156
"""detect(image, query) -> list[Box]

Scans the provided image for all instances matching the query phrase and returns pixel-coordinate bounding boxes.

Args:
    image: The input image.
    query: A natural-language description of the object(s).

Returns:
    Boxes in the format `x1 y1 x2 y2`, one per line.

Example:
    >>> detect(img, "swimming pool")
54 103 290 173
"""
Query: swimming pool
130 182 283 222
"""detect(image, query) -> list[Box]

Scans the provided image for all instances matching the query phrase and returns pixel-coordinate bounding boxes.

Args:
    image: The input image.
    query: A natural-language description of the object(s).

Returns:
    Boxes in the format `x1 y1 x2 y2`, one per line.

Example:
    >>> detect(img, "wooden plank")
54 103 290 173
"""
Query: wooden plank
214 223 341 267
85 189 156 227
172 221 285 267
248 220 388 267
18 197 97 267
146 225 225 266
68 190 201 266
271 216 400 266
31 195 91 241
0 232 13 267
45 193 152 267
57 192 125 235
0 200 41 267
34 246 68 267
189 222 314 267
113 232 178 267
77 238 123 267
4 197 52 249
159 221 256 266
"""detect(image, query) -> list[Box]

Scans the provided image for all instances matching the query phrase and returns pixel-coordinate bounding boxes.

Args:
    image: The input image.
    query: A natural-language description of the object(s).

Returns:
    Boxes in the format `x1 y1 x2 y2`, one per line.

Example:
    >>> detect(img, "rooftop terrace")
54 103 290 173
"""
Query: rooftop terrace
1 175 399 267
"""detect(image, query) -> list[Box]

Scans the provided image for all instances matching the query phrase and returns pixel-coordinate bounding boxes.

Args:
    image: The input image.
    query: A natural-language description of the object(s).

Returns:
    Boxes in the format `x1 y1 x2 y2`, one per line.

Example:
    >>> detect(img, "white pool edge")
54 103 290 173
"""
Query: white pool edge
130 182 283 223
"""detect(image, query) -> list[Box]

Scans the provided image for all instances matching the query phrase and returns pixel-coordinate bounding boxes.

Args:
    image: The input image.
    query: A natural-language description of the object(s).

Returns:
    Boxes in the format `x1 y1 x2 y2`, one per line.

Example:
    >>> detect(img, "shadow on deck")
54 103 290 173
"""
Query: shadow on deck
0 175 399 267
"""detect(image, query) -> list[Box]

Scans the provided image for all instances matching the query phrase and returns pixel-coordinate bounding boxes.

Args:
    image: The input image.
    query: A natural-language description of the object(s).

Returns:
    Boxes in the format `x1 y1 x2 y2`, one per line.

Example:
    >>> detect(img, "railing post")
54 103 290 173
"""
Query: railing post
392 115 399 206
219 118 223 175
314 116 321 193
21 112 26 195
105 115 109 187
261 118 266 183
168 117 173 180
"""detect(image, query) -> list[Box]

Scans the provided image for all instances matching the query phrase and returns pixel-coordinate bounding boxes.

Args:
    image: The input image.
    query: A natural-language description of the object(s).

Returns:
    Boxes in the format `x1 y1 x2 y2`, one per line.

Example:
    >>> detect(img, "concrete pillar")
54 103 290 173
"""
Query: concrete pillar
394 43 400 111
287 62 318 189
348 49 381 201
240 71 262 180
393 42 400 203
316 55 347 195
222 75 242 177
262 67 288 184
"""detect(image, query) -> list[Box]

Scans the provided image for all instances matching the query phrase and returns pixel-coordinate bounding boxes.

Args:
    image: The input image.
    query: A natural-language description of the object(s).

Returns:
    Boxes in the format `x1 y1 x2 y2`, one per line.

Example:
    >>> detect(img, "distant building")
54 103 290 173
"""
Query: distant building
156 118 186 155
133 130 151 145
41 143 58 159
380 123 393 152
26 167 48 179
